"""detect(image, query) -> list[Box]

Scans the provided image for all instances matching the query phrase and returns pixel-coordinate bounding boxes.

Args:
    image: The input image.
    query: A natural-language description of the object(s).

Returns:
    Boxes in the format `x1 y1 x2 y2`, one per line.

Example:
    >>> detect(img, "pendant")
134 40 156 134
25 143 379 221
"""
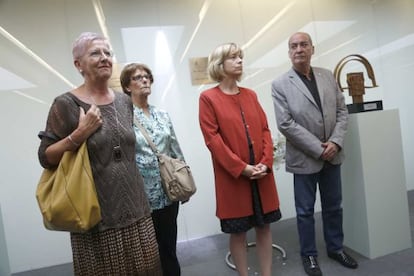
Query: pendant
113 145 122 161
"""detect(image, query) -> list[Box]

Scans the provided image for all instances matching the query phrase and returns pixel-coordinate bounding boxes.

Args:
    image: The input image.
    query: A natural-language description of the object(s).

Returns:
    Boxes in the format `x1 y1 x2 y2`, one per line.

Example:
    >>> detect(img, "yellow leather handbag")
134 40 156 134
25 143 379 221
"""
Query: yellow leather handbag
36 142 101 233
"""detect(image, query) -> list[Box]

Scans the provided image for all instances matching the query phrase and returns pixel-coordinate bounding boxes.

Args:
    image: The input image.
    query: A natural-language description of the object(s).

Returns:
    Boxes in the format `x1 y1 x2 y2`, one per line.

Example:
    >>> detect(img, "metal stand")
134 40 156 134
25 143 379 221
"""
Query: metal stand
225 242 287 270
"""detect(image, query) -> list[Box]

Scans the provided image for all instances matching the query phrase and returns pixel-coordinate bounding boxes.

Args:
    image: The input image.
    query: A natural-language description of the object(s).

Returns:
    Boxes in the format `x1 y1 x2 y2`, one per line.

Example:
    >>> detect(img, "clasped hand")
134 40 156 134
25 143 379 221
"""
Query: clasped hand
242 163 268 180
321 141 339 161
77 105 103 138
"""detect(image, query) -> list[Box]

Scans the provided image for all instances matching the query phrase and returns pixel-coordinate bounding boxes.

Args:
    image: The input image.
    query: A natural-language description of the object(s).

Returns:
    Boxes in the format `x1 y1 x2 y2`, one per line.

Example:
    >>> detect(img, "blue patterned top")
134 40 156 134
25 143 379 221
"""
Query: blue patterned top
133 105 184 210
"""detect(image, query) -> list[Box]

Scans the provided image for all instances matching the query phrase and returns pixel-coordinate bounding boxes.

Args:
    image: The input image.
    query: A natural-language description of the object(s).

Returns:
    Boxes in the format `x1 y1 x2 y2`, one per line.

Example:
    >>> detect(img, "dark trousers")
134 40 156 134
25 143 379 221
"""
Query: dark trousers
151 202 181 276
294 163 344 257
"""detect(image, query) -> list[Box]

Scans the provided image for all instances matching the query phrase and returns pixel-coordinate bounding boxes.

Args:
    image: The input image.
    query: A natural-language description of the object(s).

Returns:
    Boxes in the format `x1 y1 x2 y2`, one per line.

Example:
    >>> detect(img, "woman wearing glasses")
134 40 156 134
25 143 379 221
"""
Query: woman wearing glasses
120 63 185 276
38 33 161 275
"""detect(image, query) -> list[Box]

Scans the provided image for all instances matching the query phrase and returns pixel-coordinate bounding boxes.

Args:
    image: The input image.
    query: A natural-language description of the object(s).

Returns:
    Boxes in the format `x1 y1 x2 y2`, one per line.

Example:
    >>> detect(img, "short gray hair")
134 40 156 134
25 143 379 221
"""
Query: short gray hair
72 32 109 60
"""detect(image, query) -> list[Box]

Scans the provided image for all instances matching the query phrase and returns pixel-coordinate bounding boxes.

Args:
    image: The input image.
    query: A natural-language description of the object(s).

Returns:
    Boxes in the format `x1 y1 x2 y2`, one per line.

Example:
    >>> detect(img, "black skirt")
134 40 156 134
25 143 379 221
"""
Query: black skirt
220 180 281 233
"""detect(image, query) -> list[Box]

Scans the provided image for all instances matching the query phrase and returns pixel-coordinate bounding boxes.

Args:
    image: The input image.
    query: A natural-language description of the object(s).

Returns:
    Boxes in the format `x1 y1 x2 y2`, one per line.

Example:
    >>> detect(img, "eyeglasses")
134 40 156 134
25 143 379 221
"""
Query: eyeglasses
131 74 152 82
88 49 114 59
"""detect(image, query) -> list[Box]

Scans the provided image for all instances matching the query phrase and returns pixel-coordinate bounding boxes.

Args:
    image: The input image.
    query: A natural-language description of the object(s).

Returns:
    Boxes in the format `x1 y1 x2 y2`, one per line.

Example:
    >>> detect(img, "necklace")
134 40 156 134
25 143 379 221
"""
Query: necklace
89 91 122 162
112 99 122 162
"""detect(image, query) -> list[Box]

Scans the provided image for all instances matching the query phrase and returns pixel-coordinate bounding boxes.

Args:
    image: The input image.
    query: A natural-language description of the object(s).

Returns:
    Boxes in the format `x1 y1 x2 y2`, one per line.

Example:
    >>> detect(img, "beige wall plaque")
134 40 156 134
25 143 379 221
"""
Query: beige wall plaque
189 57 215 85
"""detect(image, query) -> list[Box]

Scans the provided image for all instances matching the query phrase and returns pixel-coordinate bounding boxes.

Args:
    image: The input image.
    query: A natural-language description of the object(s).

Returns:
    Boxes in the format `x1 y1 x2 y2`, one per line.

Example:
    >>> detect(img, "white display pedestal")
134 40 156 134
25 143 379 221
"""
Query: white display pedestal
0 204 11 276
341 109 412 259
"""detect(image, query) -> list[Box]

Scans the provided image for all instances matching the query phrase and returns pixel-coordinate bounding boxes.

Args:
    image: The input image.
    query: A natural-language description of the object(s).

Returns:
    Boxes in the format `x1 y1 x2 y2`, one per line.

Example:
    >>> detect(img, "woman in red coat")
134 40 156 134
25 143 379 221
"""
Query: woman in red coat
199 43 281 276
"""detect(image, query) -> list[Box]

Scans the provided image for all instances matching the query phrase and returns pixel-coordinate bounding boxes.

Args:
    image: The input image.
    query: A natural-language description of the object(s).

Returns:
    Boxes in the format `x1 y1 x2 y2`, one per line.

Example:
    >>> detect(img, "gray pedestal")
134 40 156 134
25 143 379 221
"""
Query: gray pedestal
0 204 11 276
342 109 412 259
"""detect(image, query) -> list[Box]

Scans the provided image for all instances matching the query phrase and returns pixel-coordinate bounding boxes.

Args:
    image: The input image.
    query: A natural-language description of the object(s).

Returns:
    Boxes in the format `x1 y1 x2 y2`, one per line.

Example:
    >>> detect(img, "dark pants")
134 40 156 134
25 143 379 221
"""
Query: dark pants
151 202 181 276
294 163 344 257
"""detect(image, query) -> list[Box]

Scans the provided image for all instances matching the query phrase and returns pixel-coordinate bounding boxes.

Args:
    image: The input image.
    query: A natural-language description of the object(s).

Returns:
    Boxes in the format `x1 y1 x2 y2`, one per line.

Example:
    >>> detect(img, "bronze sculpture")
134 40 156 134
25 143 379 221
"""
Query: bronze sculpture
334 54 382 113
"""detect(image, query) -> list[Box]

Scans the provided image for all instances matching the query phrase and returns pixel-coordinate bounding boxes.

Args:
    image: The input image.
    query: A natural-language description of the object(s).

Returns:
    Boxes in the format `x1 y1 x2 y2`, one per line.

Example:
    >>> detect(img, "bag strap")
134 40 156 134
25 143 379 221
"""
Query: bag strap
133 116 159 154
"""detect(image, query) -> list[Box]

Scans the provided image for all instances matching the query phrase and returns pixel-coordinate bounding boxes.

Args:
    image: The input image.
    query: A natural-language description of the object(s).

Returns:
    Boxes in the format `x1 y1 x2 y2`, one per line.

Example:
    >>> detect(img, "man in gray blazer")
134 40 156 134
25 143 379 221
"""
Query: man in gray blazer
272 32 357 276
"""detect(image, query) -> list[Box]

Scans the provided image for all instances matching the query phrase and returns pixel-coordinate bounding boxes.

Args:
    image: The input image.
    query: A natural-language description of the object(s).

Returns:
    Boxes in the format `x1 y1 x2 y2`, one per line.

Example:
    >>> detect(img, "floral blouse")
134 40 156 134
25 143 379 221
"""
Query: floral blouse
133 105 184 210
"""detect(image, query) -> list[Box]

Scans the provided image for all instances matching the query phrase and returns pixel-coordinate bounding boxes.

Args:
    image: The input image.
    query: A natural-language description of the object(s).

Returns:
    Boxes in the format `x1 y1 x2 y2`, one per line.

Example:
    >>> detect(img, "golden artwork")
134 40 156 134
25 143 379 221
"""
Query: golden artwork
334 54 382 113
334 54 378 104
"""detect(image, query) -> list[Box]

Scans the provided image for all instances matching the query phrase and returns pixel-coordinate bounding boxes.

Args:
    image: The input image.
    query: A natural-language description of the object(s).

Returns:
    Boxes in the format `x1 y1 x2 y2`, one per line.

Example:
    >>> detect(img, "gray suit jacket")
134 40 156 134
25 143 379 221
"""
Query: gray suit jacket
271 67 348 174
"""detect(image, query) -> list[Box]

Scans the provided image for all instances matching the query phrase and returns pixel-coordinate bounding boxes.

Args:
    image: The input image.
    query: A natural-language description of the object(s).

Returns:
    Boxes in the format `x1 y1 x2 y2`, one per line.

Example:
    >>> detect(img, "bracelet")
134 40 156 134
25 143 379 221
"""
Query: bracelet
68 134 80 147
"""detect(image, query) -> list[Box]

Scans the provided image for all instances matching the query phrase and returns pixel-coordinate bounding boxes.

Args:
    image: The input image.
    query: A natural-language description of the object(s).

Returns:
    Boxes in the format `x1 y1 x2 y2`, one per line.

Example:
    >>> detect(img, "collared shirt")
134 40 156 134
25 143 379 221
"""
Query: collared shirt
133 105 184 210
294 68 323 113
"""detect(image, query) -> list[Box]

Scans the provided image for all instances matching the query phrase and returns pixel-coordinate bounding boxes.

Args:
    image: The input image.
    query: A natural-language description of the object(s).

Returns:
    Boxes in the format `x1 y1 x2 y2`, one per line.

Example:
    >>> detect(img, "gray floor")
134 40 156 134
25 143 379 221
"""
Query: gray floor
14 191 414 276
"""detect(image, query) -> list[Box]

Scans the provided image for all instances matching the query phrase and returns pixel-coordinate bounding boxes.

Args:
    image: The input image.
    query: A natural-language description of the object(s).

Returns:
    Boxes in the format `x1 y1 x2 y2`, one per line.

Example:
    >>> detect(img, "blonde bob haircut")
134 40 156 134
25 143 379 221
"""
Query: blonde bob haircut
207 42 244 82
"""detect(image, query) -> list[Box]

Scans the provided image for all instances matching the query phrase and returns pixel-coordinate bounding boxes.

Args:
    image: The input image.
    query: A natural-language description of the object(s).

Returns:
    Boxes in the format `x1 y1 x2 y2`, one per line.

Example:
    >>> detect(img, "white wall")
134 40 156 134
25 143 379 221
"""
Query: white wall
0 204 11 276
0 0 413 273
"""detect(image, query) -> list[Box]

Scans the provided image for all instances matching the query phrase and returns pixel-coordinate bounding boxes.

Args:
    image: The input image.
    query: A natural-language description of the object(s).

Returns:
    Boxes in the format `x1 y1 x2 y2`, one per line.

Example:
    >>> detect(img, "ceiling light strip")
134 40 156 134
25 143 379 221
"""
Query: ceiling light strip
243 68 265 81
12 90 48 105
180 0 213 63
161 74 176 102
92 0 108 37
0 26 75 88
92 0 117 62
313 35 362 61
242 1 296 50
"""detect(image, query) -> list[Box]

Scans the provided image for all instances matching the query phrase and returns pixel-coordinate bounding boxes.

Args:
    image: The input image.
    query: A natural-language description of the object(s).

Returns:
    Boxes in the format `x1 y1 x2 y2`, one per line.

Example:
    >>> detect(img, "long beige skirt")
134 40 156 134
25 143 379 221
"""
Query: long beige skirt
70 216 162 275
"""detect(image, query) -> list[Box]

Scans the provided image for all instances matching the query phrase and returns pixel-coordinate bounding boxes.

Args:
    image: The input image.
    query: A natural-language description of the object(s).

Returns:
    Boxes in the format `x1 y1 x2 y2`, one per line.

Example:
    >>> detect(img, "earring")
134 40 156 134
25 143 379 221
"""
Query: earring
79 69 83 74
